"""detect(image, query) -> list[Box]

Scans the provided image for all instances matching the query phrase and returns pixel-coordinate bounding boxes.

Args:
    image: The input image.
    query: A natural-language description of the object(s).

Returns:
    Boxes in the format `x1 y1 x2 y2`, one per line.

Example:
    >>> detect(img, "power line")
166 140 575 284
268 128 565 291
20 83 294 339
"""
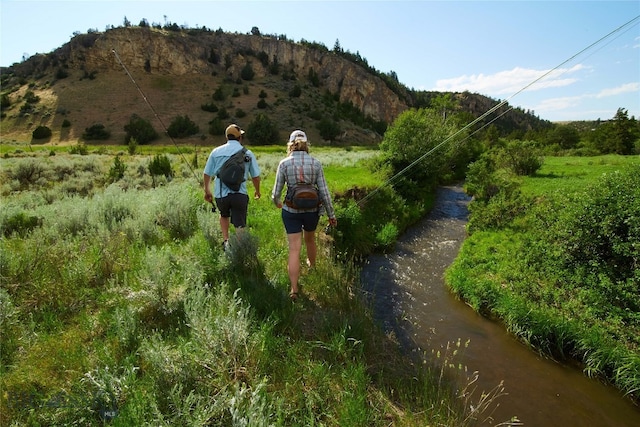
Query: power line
112 49 201 183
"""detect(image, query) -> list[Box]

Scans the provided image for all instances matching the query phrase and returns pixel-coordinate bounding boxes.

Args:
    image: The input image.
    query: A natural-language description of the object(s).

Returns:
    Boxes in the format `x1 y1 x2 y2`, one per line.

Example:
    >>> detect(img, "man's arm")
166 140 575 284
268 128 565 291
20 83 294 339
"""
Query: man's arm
203 173 213 203
251 176 261 199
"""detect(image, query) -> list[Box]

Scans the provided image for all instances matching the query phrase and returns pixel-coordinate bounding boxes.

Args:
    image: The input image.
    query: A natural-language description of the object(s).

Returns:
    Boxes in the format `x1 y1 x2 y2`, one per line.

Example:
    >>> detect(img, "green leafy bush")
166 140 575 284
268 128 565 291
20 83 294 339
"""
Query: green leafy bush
1 210 42 237
167 115 199 138
148 154 173 180
82 123 110 140
124 114 158 144
550 164 640 283
240 63 255 81
107 156 127 183
208 118 225 136
495 140 543 176
317 117 341 142
247 113 279 145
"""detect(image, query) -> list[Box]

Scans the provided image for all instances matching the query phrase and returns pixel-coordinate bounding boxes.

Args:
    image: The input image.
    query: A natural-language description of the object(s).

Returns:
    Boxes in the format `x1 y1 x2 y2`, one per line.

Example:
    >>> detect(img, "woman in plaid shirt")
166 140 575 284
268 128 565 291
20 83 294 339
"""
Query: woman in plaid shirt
271 130 338 301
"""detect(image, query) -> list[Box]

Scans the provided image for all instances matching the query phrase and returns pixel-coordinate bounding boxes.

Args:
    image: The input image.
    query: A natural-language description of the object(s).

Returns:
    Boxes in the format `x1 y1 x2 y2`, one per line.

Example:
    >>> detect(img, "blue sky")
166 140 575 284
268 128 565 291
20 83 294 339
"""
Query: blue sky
1 0 638 122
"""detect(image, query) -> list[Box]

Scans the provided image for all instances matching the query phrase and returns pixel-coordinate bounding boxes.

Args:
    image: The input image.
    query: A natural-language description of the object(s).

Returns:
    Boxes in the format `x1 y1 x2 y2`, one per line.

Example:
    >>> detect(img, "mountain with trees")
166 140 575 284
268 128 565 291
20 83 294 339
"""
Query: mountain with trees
1 22 567 148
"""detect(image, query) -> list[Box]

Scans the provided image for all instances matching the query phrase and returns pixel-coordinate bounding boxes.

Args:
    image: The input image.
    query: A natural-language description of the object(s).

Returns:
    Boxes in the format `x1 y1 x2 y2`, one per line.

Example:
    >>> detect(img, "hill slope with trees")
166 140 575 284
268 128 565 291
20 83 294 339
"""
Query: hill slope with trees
1 22 555 147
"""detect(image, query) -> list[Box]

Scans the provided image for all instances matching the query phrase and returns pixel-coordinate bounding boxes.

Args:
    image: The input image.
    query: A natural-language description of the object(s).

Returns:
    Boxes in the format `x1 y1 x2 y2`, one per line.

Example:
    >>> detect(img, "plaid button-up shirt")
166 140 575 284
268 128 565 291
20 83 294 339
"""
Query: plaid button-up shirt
271 151 335 218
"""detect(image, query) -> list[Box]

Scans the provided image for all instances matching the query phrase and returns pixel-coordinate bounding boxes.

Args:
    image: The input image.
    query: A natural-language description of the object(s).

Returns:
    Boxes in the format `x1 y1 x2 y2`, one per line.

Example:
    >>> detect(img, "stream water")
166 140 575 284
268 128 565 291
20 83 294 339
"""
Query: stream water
360 185 640 426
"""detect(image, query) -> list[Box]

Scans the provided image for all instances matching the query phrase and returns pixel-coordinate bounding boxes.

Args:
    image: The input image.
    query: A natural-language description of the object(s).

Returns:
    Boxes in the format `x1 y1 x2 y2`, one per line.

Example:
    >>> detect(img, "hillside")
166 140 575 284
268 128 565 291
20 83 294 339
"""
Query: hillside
0 26 550 146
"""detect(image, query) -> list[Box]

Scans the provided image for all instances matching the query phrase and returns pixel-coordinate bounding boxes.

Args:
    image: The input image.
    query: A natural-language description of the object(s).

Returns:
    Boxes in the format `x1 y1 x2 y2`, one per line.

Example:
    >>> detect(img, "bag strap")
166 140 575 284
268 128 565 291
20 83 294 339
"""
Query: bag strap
294 155 315 186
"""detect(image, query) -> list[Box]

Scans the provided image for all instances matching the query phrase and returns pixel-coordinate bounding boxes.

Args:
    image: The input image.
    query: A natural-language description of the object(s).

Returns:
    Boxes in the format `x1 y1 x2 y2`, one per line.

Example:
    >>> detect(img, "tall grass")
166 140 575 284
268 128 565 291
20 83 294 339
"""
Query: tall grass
0 146 506 425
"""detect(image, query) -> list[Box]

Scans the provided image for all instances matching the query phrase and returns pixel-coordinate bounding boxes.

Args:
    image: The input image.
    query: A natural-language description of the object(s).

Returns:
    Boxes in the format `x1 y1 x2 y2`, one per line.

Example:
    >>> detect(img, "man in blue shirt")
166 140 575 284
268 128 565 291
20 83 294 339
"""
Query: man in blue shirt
203 124 261 250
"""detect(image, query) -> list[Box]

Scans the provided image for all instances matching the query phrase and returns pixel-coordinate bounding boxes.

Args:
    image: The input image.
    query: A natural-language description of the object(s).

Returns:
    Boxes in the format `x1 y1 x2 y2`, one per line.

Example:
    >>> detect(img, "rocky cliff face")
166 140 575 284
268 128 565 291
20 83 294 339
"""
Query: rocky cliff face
53 27 407 124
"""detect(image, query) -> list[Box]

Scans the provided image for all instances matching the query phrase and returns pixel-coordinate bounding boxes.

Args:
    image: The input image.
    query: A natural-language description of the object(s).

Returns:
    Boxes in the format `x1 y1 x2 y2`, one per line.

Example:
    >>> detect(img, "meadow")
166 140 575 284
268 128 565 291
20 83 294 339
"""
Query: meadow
0 144 501 426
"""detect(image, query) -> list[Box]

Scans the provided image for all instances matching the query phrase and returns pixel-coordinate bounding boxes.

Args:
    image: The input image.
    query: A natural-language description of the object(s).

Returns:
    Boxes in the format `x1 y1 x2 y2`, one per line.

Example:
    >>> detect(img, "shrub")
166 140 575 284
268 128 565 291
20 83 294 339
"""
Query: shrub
550 164 640 283
1 211 42 237
128 137 138 155
495 140 543 176
213 87 226 101
167 115 199 138
375 223 398 252
240 63 255 81
201 102 218 112
379 108 463 198
107 156 127 183
217 107 230 120
11 158 43 186
208 118 225 136
289 84 302 98
466 186 531 233
124 114 158 144
32 125 52 140
61 119 71 128
247 113 279 145
82 123 110 140
257 99 268 109
24 90 40 104
1 93 11 109
55 68 69 79
317 118 341 142
148 154 173 182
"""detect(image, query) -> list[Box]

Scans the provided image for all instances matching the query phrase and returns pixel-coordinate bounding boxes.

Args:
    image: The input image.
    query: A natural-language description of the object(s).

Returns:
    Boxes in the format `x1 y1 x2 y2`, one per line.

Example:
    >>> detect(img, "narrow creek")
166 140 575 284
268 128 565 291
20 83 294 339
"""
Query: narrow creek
360 185 640 426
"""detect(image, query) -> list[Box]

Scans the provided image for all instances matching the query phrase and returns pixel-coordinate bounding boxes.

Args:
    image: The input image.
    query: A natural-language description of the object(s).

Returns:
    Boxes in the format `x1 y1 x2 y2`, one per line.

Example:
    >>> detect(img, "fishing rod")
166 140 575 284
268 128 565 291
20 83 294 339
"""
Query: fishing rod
111 49 201 184
357 14 640 206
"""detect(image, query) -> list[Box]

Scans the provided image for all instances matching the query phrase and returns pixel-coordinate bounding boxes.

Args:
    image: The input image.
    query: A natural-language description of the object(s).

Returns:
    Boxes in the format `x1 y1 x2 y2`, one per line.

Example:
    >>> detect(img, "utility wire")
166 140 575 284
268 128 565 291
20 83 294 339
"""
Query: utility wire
357 14 640 206
112 49 201 183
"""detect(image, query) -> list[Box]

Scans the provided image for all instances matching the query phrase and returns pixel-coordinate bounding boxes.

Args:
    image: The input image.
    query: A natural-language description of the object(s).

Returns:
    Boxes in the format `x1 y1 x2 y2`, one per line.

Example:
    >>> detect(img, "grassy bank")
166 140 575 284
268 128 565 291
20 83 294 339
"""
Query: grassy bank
446 155 640 402
0 144 504 426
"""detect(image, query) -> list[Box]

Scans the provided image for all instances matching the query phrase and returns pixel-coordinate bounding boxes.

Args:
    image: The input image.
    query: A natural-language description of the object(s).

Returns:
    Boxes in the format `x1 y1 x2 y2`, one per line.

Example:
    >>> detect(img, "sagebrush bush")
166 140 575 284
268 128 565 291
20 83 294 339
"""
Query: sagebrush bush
152 183 199 240
10 158 44 187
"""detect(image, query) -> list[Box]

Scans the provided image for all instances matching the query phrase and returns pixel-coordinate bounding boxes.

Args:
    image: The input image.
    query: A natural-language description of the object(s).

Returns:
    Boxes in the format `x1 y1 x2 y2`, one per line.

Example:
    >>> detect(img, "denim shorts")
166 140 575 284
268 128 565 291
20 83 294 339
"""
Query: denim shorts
281 209 320 234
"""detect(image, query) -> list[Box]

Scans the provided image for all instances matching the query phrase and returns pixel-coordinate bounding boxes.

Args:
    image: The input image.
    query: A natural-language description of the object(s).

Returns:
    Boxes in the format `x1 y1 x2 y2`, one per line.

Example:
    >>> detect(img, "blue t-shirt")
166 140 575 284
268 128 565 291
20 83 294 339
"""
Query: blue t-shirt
203 140 260 198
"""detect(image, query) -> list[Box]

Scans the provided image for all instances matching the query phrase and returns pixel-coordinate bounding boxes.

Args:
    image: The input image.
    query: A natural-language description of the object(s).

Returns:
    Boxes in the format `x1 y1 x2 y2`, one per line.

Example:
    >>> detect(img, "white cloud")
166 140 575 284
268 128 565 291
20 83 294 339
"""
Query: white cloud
535 96 583 112
433 64 586 96
596 82 639 98
537 82 639 111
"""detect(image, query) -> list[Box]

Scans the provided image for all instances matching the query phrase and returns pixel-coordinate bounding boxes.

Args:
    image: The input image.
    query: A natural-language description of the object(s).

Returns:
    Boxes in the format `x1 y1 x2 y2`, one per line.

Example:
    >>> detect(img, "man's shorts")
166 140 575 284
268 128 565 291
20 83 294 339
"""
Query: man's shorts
215 193 249 228
282 209 320 234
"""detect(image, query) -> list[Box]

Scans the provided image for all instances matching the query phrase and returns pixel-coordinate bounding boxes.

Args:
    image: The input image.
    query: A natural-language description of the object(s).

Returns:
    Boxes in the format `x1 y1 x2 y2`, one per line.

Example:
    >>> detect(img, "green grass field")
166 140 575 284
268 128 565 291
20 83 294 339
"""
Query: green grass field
521 154 637 195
